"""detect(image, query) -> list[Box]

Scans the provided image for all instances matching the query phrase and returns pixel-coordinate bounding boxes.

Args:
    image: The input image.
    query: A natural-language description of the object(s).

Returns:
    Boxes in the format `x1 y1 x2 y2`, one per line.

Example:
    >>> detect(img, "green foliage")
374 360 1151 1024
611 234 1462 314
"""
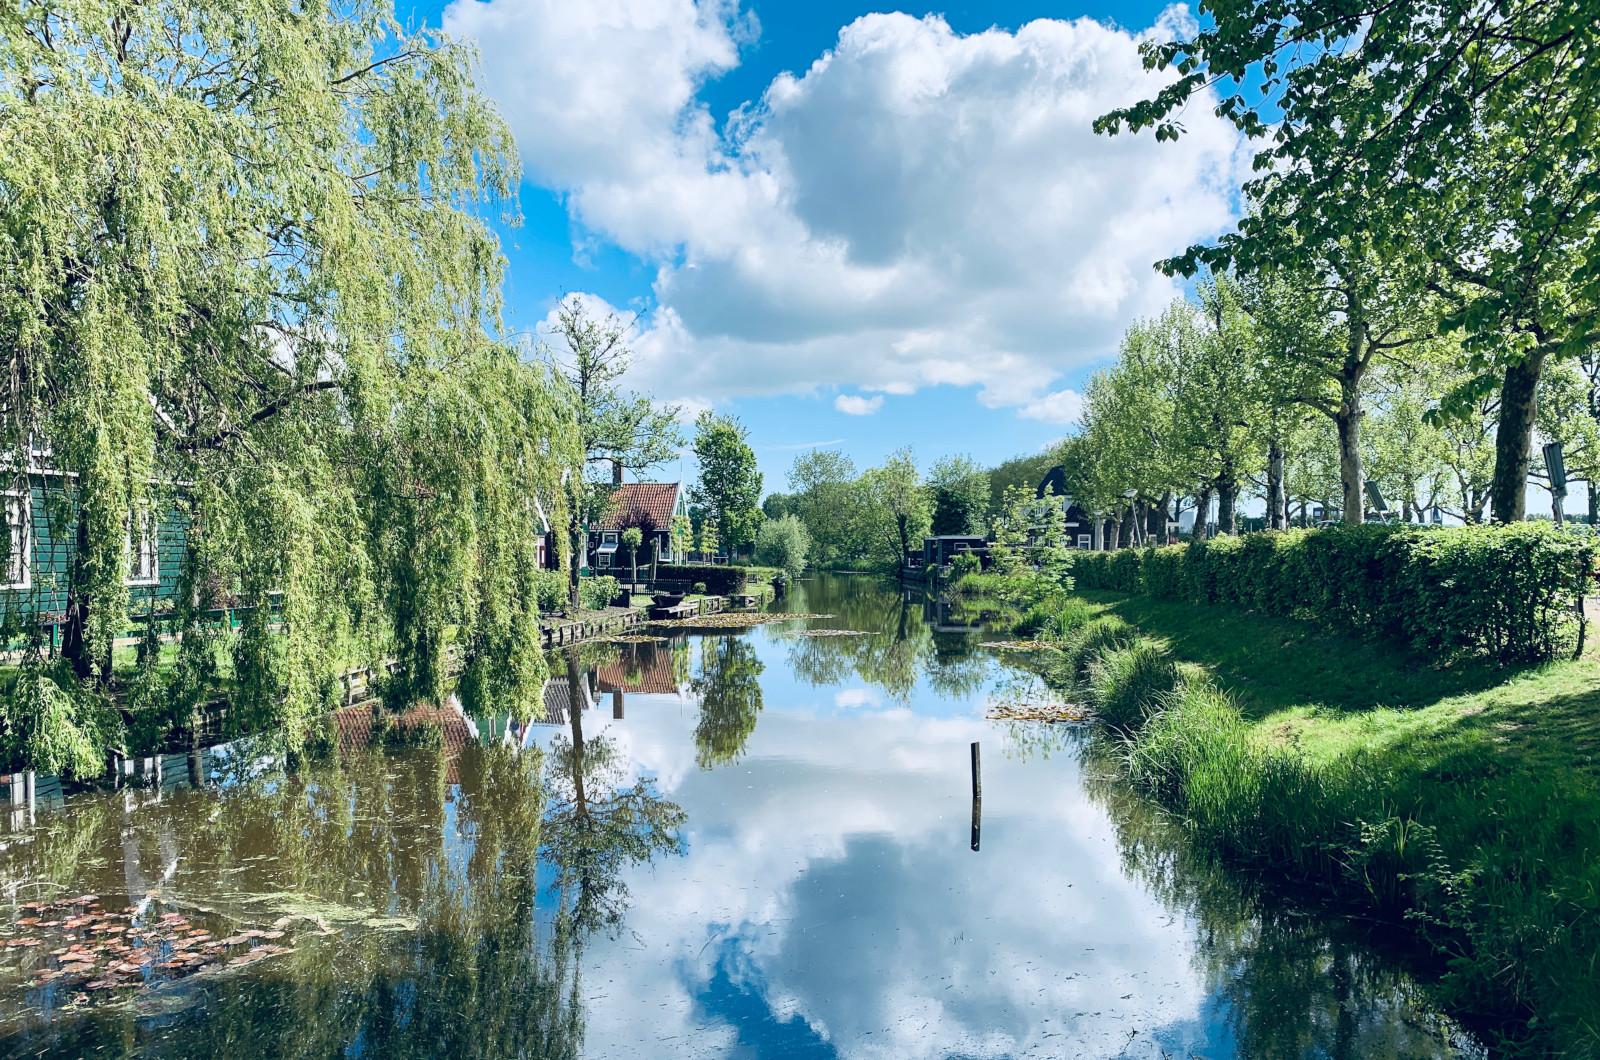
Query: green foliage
1087 638 1181 733
657 564 748 595
532 570 567 614
0 0 582 761
691 637 764 768
754 515 810 579
1016 595 1096 641
1 657 123 779
577 576 621 612
927 455 990 536
689 412 763 553
1074 524 1596 662
947 551 983 583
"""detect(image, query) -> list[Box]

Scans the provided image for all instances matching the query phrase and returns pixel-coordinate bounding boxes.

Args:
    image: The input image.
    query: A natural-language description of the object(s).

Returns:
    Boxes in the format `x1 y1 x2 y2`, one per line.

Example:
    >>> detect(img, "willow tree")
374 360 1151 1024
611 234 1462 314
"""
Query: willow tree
0 0 575 765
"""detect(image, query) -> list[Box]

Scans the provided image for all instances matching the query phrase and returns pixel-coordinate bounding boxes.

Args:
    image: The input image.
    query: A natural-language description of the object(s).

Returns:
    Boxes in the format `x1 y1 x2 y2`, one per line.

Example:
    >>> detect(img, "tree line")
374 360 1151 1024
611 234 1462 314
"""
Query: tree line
1083 0 1599 532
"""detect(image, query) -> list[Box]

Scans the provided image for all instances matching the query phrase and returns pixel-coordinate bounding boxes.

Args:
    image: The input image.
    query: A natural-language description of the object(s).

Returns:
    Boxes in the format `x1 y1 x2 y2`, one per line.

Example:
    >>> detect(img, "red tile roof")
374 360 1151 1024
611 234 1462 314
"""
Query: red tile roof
594 483 680 531
596 644 680 695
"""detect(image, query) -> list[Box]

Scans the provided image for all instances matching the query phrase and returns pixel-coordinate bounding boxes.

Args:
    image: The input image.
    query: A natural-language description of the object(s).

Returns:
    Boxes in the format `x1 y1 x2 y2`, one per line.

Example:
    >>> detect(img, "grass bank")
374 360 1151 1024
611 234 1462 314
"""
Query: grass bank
982 578 1600 1056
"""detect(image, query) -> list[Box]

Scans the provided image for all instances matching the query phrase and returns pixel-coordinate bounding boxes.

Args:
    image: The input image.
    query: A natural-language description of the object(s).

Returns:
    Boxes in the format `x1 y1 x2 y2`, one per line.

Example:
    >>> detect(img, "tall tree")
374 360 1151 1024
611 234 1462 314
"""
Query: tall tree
858 448 931 568
927 455 991 536
688 412 762 557
787 449 865 569
545 298 680 609
1097 0 1600 522
0 0 578 762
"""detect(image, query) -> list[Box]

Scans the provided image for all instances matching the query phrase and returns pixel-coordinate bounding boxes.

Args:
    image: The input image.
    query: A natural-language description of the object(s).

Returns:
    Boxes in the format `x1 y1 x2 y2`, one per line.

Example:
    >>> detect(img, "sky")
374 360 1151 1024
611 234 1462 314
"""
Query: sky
395 0 1248 495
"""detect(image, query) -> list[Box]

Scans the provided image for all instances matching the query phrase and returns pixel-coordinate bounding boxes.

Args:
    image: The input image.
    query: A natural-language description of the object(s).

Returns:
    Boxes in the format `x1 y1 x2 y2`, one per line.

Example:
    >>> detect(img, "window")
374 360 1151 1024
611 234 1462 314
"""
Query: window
596 551 613 569
1076 534 1092 550
127 510 159 586
601 531 618 545
2 493 28 590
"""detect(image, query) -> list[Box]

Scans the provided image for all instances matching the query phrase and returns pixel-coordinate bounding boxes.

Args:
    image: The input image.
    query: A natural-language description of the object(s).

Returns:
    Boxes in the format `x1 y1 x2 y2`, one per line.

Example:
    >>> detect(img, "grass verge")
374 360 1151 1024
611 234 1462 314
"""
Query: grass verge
1017 586 1600 1057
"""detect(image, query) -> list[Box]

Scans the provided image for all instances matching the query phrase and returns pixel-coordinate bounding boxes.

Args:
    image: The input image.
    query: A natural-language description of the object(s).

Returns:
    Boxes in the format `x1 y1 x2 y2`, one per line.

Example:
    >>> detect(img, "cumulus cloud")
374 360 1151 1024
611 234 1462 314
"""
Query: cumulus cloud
445 0 1242 417
1017 388 1086 425
834 393 884 416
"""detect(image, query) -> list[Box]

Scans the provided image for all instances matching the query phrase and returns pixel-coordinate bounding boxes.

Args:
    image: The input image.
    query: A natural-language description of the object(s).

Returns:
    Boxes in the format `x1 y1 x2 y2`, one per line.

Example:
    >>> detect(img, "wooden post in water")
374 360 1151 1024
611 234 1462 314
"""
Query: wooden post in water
970 741 982 852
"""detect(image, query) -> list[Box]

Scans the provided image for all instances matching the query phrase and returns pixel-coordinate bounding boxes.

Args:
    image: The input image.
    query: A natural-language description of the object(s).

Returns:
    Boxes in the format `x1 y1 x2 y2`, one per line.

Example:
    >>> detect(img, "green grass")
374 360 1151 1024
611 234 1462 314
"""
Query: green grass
1020 586 1600 1056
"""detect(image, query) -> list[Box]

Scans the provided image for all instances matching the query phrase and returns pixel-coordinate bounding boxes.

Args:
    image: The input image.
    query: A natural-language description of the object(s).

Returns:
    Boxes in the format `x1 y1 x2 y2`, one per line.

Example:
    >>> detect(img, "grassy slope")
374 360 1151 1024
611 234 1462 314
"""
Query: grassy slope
1060 588 1600 1054
1075 588 1600 777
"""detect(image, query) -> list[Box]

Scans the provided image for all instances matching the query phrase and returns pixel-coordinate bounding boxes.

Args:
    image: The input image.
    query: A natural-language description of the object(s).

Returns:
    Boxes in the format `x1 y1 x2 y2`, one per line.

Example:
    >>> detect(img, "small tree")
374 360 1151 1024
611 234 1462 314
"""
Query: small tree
755 515 811 579
670 513 693 562
621 526 644 587
988 484 1034 575
696 515 721 562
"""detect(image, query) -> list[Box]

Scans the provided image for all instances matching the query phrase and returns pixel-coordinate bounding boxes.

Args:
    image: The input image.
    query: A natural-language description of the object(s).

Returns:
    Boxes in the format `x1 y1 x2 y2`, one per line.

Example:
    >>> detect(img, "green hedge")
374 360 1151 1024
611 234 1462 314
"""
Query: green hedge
1071 523 1596 662
656 564 749 595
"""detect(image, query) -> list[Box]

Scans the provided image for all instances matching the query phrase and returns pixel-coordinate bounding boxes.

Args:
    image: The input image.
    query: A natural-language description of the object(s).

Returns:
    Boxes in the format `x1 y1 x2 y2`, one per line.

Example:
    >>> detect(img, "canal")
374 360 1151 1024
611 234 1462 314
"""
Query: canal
0 575 1481 1058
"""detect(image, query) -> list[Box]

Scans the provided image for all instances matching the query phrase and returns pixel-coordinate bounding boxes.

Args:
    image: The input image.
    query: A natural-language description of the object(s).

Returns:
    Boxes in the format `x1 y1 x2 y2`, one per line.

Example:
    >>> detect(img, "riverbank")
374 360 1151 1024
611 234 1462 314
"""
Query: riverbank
970 579 1600 1056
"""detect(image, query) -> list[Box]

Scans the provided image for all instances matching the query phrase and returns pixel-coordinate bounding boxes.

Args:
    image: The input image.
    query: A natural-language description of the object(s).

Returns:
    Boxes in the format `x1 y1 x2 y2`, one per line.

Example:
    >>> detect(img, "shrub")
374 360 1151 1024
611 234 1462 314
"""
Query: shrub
1087 638 1180 732
657 564 748 595
754 515 811 579
692 581 707 595
577 575 620 611
948 551 983 583
1067 523 1595 663
533 569 566 613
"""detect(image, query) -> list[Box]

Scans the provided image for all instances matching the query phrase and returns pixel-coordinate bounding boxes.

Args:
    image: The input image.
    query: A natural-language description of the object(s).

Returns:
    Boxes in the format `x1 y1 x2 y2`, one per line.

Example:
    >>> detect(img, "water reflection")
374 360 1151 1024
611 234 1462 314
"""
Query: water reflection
0 576 1479 1058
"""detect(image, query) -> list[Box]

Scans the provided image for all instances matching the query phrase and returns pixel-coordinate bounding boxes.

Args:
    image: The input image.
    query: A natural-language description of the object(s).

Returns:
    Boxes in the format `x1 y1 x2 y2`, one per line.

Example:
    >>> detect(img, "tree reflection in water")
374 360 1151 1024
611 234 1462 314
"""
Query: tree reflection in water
542 647 686 942
691 636 765 768
781 575 990 703
0 654 688 1058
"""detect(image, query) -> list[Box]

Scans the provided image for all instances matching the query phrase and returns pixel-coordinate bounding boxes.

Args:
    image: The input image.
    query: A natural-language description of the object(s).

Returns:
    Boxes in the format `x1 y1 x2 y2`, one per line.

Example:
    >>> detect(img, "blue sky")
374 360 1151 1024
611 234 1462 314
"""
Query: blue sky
397 0 1240 495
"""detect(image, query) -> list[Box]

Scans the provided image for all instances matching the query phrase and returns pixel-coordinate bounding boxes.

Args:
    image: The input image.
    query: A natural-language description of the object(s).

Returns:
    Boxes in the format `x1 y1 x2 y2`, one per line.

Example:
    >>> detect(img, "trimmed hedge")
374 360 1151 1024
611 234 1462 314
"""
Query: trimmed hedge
1071 523 1596 662
656 564 749 595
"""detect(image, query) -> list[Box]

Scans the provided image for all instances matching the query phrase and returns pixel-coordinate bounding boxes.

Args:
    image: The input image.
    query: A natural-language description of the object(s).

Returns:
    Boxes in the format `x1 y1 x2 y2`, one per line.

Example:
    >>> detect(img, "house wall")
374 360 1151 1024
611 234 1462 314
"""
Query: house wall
0 476 186 627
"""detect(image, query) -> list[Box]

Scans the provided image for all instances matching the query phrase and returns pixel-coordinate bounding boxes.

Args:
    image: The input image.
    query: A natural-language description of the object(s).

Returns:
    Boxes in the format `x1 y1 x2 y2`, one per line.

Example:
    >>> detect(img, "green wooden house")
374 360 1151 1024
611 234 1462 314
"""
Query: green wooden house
0 472 187 640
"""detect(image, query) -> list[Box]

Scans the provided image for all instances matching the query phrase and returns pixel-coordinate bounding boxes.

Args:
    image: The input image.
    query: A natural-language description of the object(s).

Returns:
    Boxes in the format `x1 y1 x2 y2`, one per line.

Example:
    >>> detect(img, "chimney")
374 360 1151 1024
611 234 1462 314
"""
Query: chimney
612 459 623 486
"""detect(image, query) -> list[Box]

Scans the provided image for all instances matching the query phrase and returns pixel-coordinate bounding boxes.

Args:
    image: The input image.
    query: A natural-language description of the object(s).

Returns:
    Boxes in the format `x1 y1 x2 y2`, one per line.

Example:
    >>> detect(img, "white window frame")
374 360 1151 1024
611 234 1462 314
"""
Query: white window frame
1076 534 1092 550
600 530 618 545
127 509 159 587
596 551 613 569
2 492 30 591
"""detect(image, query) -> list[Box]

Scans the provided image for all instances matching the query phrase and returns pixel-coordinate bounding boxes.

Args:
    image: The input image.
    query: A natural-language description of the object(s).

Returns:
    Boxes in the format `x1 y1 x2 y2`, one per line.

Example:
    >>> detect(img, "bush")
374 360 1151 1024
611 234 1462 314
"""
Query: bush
657 564 748 595
577 575 620 611
692 581 707 595
1071 523 1596 662
948 551 983 583
533 569 566 613
1087 638 1180 732
754 515 811 579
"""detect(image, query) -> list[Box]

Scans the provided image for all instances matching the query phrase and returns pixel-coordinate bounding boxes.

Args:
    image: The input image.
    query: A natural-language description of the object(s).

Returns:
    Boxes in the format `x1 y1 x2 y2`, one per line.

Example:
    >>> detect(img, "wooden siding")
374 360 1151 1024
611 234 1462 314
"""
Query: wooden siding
0 476 187 627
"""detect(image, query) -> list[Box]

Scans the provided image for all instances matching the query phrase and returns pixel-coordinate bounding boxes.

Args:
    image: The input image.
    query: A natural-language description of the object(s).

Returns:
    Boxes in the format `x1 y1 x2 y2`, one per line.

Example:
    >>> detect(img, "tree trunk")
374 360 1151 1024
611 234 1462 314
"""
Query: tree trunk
1091 516 1103 551
1150 494 1170 544
1490 351 1547 523
60 517 110 684
1216 475 1238 536
1193 486 1212 540
1106 517 1121 550
1335 394 1364 525
1266 438 1286 530
1589 481 1598 526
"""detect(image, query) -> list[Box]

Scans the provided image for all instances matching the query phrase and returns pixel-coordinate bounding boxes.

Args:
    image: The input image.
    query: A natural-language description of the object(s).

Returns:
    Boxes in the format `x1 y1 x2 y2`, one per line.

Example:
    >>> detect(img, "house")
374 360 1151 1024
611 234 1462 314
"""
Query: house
1 465 187 639
1035 467 1097 549
586 482 685 574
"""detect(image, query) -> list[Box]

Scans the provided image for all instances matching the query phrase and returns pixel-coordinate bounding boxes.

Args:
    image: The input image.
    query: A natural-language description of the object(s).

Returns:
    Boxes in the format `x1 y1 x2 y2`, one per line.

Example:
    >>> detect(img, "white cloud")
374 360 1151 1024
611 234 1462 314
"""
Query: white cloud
834 393 884 416
446 0 1243 418
1017 388 1085 425
832 687 880 709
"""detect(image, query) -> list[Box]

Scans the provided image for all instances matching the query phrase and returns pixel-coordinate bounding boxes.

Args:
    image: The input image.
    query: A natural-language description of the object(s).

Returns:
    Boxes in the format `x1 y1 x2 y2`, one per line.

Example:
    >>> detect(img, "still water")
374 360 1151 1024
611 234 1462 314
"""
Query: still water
0 575 1480 1058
